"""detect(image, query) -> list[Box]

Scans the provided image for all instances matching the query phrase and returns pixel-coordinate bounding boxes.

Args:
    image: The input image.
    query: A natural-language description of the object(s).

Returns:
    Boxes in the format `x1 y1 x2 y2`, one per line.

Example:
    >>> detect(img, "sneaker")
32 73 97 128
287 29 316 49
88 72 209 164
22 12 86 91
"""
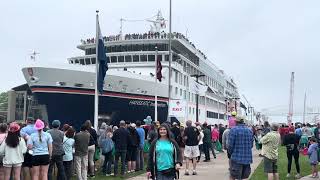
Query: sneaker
184 171 189 176
295 174 301 179
286 173 290 178
105 174 111 177
89 175 95 178
192 171 197 175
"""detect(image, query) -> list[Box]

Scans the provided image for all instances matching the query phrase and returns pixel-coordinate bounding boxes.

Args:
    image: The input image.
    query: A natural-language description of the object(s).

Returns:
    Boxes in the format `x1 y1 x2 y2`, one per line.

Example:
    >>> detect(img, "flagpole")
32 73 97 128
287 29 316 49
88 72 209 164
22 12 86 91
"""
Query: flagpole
155 47 158 122
167 0 172 122
94 10 99 130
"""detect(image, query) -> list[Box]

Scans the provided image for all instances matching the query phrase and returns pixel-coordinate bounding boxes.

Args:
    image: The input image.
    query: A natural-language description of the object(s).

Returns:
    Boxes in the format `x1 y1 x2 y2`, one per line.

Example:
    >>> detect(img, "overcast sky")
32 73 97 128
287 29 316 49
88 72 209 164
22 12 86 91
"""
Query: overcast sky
1 0 319 122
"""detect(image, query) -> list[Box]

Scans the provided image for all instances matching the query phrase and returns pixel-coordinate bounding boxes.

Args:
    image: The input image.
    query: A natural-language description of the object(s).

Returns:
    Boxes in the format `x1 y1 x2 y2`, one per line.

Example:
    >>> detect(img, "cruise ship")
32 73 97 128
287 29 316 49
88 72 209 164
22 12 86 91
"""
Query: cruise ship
20 12 240 128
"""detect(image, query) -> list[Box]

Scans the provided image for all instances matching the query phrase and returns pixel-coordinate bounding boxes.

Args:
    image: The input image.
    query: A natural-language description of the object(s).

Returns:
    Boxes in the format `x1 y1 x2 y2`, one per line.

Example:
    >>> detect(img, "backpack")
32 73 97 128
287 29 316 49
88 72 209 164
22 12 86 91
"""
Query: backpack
100 137 114 154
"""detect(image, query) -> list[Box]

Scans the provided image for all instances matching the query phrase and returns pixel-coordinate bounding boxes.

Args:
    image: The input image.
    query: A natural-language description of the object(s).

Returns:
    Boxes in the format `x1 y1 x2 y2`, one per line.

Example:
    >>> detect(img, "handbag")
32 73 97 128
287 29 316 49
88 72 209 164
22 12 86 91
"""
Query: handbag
94 146 101 161
144 140 151 153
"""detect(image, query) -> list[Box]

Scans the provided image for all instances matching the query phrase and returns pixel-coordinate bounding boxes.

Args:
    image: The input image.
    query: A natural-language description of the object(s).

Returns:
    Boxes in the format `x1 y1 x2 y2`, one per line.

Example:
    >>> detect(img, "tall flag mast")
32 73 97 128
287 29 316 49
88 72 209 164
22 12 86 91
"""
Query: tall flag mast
94 10 108 130
288 72 294 125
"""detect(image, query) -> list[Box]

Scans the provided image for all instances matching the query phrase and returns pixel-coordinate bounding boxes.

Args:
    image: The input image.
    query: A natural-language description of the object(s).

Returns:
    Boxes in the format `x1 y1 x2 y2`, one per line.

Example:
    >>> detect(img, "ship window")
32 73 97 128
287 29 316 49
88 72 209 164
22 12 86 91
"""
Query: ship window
70 60 74 64
106 57 110 63
118 56 124 62
189 107 191 114
157 55 162 61
106 46 111 52
180 89 182 96
148 55 155 62
175 87 178 95
165 55 169 61
133 55 139 62
140 55 147 62
116 46 121 52
111 56 117 63
75 59 79 64
127 45 132 51
111 46 116 52
91 58 96 64
80 59 85 65
85 58 91 65
125 55 132 62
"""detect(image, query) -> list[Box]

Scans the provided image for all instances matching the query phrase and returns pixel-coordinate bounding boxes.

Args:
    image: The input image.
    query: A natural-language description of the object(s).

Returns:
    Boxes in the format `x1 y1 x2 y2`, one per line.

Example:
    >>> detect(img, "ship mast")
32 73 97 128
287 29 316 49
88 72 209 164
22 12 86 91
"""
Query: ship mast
288 72 294 125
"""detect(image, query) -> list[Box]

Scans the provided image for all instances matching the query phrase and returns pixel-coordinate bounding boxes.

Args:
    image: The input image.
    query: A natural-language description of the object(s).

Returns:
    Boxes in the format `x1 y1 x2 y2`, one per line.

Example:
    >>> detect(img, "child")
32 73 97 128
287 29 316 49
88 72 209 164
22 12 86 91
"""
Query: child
308 137 319 178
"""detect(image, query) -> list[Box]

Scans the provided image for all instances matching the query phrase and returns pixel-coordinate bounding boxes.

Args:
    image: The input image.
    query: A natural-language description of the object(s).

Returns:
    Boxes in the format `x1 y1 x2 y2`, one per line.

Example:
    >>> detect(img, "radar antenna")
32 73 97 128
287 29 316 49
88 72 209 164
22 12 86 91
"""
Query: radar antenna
30 50 39 61
119 10 167 35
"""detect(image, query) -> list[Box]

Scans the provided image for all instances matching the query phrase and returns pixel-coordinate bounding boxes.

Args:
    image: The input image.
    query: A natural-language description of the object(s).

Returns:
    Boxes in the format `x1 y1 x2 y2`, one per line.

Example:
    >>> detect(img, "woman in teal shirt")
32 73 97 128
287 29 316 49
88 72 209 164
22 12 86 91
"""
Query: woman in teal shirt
147 124 182 180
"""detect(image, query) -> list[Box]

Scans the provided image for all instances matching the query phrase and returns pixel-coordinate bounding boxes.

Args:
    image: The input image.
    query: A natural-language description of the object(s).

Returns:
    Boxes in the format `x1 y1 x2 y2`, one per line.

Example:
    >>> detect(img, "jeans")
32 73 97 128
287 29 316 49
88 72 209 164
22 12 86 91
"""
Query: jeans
136 147 144 170
63 161 73 180
102 152 112 174
198 144 203 161
203 142 211 160
210 141 217 157
287 150 300 174
48 155 66 180
74 155 88 180
87 145 95 176
114 150 126 175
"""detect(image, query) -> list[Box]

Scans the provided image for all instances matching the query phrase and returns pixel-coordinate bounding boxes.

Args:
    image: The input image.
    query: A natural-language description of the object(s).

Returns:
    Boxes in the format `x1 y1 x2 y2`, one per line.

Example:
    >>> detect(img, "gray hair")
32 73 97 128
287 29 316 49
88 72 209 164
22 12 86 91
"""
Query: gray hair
271 123 279 131
186 120 192 127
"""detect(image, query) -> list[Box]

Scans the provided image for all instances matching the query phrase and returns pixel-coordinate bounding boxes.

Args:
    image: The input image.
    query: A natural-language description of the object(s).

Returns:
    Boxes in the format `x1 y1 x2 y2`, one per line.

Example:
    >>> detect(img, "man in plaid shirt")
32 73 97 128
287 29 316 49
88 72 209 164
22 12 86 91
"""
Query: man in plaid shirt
228 116 253 180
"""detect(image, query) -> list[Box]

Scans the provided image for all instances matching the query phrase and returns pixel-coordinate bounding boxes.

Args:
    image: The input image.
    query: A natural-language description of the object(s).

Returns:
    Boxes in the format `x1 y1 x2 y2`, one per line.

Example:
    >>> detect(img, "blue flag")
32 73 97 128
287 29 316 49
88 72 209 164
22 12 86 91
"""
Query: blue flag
97 21 108 94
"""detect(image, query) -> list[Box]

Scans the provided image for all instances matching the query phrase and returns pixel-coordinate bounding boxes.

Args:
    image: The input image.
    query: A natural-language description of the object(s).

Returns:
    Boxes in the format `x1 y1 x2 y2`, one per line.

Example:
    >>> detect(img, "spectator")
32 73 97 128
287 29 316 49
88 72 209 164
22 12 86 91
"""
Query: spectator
197 125 204 162
283 128 301 178
27 119 53 180
146 124 182 180
99 126 114 176
0 122 27 180
135 120 145 171
260 123 281 180
84 120 98 178
112 120 130 177
62 127 75 180
183 120 200 175
202 123 211 162
0 123 8 180
228 116 253 180
314 123 320 143
47 120 66 180
74 124 90 180
20 117 37 180
308 138 319 178
127 123 139 173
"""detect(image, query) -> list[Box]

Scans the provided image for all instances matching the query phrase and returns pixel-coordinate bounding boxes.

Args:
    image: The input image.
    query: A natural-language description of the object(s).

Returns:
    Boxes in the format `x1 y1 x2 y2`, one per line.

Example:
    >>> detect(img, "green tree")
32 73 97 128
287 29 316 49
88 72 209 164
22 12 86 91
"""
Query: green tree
0 92 8 111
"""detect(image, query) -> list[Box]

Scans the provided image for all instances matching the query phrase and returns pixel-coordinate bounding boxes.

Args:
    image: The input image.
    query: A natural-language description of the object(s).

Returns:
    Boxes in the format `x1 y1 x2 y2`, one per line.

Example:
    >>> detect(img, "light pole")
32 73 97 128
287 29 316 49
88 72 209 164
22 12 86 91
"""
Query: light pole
191 74 205 123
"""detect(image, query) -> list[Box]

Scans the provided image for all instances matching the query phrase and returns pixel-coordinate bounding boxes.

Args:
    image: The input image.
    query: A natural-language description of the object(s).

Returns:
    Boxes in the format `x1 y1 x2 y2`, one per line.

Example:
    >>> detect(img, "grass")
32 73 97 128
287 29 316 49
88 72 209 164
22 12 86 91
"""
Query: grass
70 158 147 180
250 146 312 180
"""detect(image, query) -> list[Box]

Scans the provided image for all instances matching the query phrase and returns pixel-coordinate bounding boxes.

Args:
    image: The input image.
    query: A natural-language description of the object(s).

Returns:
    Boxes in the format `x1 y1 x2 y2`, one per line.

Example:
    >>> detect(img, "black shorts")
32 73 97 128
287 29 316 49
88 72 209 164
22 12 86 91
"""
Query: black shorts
32 155 50 166
264 157 278 173
230 160 251 179
22 152 33 168
127 148 137 161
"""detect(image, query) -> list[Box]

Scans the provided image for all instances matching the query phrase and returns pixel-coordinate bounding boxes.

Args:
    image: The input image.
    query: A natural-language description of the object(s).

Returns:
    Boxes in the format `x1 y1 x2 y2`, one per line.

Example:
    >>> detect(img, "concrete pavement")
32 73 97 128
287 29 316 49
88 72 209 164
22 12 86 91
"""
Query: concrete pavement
129 149 262 180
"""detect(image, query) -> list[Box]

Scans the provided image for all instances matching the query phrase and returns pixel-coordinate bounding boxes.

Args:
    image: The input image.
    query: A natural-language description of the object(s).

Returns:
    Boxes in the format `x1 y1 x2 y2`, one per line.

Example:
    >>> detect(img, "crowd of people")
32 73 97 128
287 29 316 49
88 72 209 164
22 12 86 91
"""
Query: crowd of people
80 31 208 60
1 113 320 180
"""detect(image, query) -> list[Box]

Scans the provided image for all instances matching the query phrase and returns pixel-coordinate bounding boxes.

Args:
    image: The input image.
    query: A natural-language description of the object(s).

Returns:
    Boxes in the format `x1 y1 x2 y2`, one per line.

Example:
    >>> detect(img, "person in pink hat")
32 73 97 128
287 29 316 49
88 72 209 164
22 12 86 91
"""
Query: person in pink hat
27 119 53 180
0 122 27 180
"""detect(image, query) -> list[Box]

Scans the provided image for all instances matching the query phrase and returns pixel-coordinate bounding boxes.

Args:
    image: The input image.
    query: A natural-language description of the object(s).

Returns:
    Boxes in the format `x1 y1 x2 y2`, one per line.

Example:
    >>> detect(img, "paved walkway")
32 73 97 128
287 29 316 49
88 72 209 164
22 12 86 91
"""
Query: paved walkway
300 175 320 180
129 149 262 180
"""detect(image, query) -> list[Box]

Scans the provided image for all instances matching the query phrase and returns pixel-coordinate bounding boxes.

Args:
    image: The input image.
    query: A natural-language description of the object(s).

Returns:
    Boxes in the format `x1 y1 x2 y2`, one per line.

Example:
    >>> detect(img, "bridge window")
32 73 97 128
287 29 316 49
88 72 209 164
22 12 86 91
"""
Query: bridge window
85 58 91 65
133 55 139 62
80 59 85 65
91 58 96 64
111 56 117 63
118 56 124 62
148 55 155 62
140 55 147 62
125 55 132 62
